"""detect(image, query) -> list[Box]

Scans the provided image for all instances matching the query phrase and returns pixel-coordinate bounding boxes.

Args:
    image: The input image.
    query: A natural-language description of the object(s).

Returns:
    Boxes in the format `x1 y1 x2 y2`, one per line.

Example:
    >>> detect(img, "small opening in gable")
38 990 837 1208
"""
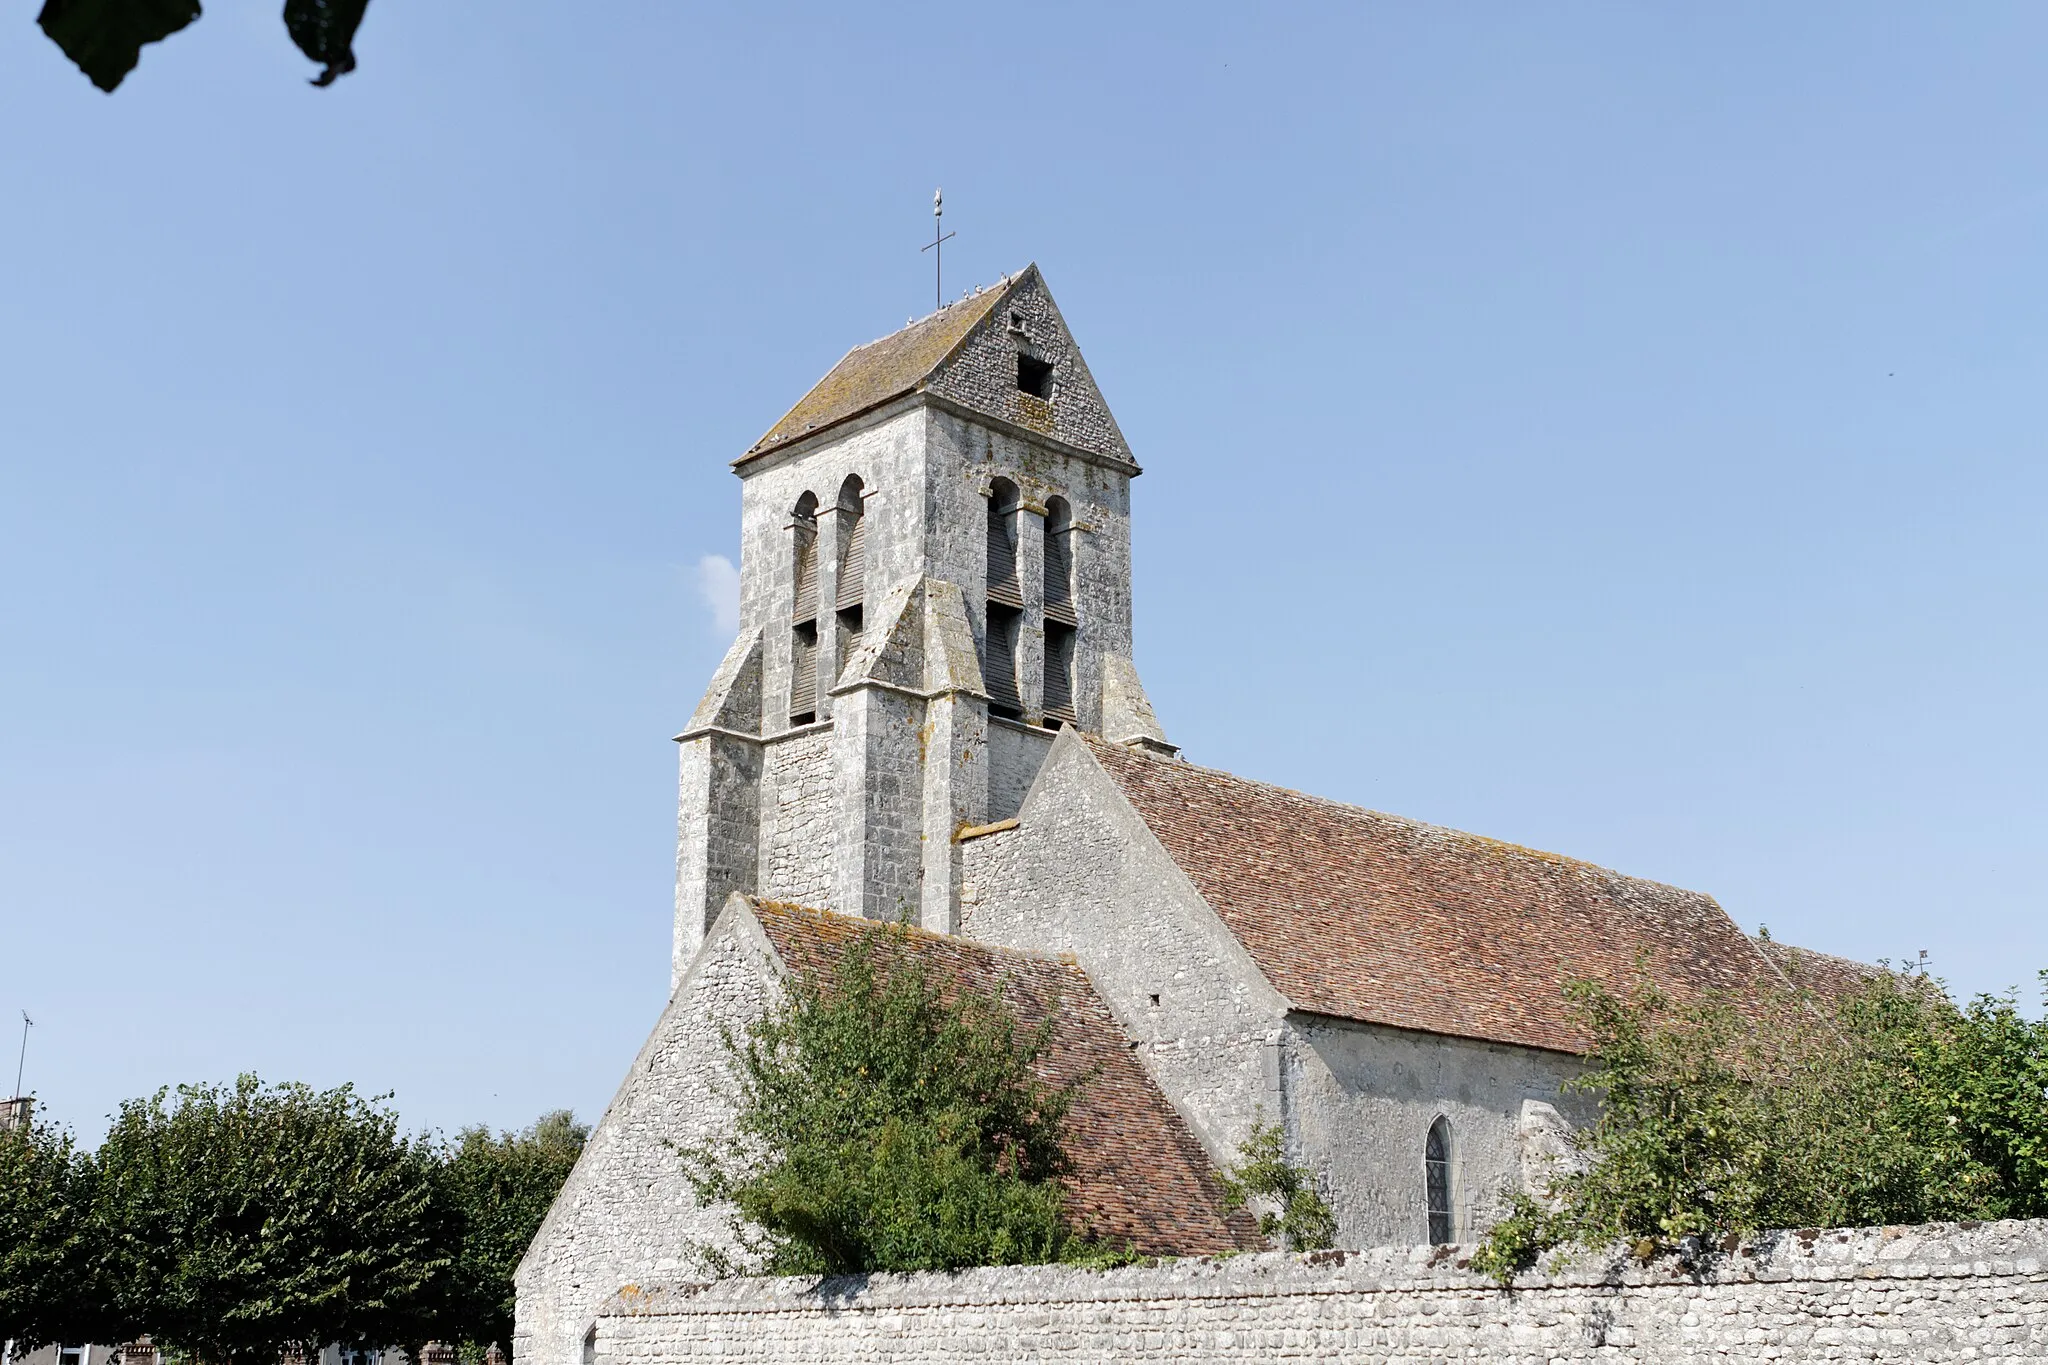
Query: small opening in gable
1016 354 1053 399
1148 993 1161 1007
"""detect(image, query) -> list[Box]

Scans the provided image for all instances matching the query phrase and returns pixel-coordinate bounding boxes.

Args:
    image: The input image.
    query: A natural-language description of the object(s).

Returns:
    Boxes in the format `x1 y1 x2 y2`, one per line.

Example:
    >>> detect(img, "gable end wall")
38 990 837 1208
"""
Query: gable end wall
515 912 773 1365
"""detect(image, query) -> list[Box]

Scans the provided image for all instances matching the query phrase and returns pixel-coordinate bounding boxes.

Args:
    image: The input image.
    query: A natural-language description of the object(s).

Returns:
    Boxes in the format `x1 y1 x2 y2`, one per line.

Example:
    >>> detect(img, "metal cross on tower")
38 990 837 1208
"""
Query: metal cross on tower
920 188 955 311
12 1011 29 1101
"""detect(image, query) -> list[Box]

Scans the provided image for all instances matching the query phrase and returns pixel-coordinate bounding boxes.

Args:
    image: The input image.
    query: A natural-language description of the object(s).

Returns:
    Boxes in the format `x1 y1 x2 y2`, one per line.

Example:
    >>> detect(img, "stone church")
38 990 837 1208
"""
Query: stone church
514 266 1856 1365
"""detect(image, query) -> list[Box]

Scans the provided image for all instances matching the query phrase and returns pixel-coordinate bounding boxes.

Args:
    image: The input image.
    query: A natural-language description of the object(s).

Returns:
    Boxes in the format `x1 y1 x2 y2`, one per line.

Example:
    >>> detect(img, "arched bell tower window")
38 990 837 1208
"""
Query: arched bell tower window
835 475 866 663
1041 496 1076 726
1425 1116 1455 1245
789 491 820 725
983 478 1023 720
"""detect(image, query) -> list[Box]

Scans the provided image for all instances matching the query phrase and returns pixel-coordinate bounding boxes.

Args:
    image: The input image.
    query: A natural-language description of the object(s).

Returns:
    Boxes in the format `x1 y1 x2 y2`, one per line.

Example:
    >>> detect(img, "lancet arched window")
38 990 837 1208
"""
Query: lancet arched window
835 475 866 659
1425 1116 1455 1245
789 491 820 725
1041 496 1076 725
984 478 1023 719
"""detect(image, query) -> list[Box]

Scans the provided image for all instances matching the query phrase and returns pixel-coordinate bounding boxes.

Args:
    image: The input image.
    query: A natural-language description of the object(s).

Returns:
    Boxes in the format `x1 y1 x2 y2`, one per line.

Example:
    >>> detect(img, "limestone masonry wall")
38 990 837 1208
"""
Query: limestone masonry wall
758 727 834 907
594 1219 2048 1365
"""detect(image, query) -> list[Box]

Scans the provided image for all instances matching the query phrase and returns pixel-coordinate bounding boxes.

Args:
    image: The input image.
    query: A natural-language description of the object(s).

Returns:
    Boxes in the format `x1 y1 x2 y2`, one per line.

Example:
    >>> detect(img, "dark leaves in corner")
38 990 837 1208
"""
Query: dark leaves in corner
283 0 370 87
37 0 201 92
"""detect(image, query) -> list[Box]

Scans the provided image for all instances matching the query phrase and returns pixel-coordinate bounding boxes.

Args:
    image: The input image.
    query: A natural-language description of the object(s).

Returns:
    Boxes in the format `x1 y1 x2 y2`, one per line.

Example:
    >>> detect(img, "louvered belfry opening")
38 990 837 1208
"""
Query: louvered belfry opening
986 479 1022 607
834 475 866 665
789 491 820 725
1042 496 1076 726
1425 1117 1454 1246
984 478 1024 719
985 604 1023 719
1043 623 1076 726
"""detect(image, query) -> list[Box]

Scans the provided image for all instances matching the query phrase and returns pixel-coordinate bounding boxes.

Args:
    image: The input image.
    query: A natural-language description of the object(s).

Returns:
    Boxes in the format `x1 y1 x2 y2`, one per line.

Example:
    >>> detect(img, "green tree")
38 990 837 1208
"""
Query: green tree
1472 968 2048 1282
439 1110 588 1359
1922 976 2048 1218
36 0 371 93
0 1113 123 1350
94 1074 448 1365
1217 1121 1336 1252
679 924 1125 1275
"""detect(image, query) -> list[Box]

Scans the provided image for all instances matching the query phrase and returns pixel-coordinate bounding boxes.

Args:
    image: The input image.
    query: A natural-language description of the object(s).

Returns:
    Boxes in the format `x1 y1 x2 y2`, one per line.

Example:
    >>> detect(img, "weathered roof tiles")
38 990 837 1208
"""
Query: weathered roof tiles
740 282 1016 464
749 899 1260 1257
1082 735 1781 1056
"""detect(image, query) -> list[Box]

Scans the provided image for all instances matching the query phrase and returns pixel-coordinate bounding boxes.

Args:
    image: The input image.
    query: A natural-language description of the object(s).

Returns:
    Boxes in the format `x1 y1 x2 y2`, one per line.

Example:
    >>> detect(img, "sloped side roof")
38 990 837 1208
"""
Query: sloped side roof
742 282 1017 462
1082 736 1775 1056
750 901 1259 1257
1752 936 1886 1002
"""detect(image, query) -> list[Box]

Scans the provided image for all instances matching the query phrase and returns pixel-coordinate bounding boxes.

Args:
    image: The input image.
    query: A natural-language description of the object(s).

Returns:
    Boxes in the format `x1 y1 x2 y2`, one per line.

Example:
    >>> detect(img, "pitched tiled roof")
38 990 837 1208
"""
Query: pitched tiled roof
749 900 1260 1257
1082 736 1777 1056
740 280 1019 464
1751 936 1885 1003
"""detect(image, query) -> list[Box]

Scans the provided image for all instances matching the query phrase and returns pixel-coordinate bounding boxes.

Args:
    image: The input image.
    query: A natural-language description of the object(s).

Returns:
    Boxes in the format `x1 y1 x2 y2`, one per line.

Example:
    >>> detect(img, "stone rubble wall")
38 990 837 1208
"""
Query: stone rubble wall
757 727 835 907
593 1220 2048 1365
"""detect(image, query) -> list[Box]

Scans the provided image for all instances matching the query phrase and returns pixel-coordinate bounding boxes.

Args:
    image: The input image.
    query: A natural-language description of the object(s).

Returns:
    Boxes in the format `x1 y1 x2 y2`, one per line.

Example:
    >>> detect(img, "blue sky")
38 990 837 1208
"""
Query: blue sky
3 3 2043 1141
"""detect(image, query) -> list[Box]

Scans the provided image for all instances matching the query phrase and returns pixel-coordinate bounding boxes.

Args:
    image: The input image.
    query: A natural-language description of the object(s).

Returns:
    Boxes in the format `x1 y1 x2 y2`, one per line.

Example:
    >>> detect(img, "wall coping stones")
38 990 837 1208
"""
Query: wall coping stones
600 1218 2048 1319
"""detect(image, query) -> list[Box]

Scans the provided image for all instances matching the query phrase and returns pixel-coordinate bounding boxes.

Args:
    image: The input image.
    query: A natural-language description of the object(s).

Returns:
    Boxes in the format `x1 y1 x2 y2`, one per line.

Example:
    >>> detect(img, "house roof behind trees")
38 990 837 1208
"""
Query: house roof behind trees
748 899 1261 1257
1082 735 1786 1056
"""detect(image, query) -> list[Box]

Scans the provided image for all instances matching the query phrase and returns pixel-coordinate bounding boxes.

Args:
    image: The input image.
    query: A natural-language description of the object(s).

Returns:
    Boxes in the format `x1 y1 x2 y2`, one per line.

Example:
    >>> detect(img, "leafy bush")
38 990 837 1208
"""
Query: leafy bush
1217 1121 1337 1252
1473 968 2048 1282
679 923 1127 1274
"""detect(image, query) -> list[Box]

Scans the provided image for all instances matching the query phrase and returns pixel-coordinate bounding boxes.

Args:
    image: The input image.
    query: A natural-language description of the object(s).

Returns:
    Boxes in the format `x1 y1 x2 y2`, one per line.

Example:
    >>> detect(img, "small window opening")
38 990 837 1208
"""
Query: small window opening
582 1328 597 1365
1009 310 1027 331
1016 354 1054 399
1425 1116 1455 1245
1148 993 1161 1007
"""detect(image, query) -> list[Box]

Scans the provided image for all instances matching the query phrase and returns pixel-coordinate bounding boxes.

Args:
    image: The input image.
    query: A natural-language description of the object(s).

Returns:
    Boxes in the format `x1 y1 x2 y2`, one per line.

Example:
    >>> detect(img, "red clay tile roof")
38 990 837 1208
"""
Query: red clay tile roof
739 279 1019 464
1082 736 1779 1056
1751 936 1885 1003
748 900 1260 1257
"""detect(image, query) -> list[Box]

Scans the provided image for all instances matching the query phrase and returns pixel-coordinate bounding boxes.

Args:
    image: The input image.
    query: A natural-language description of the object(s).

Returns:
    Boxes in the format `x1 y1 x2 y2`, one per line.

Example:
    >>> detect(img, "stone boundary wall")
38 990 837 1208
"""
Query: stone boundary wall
593 1219 2048 1364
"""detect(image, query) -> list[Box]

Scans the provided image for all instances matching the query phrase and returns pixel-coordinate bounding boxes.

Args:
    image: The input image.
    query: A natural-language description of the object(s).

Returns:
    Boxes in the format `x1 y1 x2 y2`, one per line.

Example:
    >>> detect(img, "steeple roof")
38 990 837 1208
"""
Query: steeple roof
742 278 1020 463
738 265 1135 469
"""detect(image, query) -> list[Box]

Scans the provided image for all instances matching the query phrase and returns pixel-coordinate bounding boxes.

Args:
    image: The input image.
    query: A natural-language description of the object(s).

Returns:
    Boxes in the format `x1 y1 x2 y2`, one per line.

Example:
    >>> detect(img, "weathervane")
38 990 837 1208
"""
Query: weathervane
920 188 955 311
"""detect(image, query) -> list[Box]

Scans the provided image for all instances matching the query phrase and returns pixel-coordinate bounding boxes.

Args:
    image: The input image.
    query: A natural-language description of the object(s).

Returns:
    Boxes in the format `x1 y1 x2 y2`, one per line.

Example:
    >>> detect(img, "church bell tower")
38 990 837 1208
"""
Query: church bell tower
668 265 1174 986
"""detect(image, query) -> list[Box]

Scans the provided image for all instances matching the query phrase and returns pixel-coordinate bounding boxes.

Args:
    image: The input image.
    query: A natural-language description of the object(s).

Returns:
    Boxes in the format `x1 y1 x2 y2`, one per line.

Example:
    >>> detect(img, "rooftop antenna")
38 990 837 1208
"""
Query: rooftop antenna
920 188 955 312
12 1012 28 1100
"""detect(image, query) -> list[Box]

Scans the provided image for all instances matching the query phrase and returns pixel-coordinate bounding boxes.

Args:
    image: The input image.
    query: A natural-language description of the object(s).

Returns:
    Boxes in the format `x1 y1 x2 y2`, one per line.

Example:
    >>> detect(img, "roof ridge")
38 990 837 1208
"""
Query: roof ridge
1083 734 1713 902
883 267 1030 346
1751 935 1883 973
